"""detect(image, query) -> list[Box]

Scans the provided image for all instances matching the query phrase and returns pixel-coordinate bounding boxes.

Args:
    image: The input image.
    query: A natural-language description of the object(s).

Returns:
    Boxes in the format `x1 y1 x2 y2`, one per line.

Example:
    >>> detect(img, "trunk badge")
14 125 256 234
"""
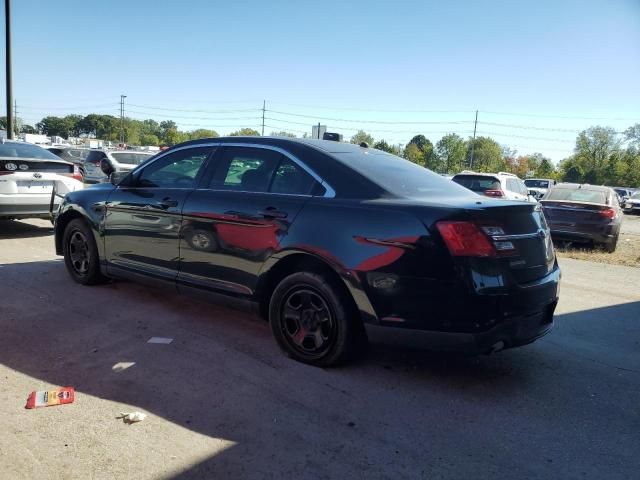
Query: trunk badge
33 173 42 179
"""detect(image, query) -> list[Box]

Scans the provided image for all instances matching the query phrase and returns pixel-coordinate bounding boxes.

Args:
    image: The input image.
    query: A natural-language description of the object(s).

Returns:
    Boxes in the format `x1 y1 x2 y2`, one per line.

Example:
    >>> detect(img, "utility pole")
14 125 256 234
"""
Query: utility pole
119 94 126 144
469 110 478 169
5 0 14 139
261 100 265 136
13 98 17 137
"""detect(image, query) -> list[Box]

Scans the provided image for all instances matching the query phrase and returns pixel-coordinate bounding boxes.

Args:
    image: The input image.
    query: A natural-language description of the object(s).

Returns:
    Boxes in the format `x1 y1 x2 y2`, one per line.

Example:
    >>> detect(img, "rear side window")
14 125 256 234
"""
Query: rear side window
546 188 608 205
85 151 106 163
270 158 317 195
210 147 320 195
111 152 153 166
506 178 519 193
453 175 501 193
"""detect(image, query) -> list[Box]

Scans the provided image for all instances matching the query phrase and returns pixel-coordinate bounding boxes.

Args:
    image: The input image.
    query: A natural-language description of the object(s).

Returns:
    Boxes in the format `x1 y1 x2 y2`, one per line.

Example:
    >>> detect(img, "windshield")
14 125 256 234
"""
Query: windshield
111 152 153 165
546 188 608 205
525 179 550 188
333 150 475 198
0 142 62 160
452 175 501 193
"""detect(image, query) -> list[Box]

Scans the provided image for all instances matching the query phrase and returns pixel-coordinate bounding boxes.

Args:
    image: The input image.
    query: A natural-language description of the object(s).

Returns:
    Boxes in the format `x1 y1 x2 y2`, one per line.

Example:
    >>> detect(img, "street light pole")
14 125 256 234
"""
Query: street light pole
5 0 14 139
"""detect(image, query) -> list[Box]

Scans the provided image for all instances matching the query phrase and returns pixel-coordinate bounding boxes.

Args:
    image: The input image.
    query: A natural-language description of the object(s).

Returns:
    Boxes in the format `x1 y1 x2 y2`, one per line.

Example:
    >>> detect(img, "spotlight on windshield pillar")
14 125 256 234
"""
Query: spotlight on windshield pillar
323 132 343 142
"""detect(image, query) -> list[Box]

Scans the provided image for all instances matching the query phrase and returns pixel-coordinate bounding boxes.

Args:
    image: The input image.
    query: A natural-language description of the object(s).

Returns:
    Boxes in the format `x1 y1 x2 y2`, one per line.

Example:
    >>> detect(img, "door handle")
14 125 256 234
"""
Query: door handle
157 198 179 209
258 207 288 219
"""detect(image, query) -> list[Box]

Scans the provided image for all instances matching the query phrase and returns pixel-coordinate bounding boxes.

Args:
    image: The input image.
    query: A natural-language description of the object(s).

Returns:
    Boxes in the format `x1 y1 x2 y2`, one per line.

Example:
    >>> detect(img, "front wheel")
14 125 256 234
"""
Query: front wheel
62 218 106 285
269 272 360 367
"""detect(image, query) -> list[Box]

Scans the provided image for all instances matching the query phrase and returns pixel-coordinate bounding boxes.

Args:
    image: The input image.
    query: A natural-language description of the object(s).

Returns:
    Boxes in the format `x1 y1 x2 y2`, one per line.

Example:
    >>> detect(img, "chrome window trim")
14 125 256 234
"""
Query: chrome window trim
130 141 336 198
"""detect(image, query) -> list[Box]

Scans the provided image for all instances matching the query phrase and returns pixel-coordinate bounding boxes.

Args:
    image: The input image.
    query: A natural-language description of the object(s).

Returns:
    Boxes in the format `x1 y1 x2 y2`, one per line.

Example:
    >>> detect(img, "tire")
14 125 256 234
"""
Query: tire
269 271 360 367
604 235 618 253
62 218 106 285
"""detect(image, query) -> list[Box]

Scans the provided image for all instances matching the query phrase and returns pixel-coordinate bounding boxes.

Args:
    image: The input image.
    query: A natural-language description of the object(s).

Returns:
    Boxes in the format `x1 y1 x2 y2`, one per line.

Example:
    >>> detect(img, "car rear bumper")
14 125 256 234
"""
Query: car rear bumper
549 228 614 244
365 302 555 354
363 266 560 353
0 194 61 217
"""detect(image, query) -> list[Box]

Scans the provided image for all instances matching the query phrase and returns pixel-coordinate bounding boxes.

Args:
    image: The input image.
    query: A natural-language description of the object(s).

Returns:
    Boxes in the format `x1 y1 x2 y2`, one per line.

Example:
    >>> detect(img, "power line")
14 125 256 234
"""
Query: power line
127 103 260 114
125 109 262 121
18 103 120 110
266 109 473 125
480 110 639 122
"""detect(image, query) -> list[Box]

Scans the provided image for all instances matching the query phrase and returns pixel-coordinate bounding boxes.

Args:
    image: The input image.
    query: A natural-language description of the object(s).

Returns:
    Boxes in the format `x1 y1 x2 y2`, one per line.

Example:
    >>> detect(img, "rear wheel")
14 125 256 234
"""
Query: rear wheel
63 218 106 285
604 235 618 253
269 272 359 367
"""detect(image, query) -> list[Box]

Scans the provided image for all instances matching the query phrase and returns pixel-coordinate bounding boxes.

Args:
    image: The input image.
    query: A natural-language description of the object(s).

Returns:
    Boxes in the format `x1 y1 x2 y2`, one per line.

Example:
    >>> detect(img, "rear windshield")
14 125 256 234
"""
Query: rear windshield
111 152 153 165
525 179 549 188
546 188 608 205
332 150 475 198
452 175 501 192
0 142 61 160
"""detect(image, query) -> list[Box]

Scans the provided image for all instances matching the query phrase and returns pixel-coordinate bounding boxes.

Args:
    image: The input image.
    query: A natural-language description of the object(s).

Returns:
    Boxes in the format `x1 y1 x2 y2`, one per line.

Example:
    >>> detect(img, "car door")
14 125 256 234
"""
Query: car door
178 145 325 297
104 146 214 282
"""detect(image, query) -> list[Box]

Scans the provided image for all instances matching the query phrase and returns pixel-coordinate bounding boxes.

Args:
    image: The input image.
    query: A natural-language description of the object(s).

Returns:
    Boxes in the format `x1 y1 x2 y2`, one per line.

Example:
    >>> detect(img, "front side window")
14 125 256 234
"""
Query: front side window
137 147 211 188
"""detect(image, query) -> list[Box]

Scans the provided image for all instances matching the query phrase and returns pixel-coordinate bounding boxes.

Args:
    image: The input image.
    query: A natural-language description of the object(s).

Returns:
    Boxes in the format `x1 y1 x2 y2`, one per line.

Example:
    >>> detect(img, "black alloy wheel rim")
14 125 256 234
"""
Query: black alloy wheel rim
280 287 336 359
69 230 90 276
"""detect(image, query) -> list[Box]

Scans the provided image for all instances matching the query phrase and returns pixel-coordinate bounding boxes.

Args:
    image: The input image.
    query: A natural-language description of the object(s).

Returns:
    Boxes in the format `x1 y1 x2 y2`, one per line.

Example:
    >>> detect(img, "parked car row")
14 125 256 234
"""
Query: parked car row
46 146 155 183
447 170 624 252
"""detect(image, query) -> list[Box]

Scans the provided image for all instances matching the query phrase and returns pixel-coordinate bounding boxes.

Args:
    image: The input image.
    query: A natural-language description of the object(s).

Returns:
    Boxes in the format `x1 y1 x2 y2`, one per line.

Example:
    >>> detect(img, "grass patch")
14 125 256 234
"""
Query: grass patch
555 235 640 267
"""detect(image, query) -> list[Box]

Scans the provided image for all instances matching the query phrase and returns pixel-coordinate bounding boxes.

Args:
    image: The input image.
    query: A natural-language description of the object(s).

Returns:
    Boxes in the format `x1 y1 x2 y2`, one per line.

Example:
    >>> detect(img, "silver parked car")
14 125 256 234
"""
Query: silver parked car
83 149 154 183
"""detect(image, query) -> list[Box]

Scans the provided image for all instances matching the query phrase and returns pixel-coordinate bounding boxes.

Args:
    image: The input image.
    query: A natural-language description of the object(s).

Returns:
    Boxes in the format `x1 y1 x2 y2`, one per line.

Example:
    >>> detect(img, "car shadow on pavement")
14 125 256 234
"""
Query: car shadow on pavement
2 259 639 479
0 219 54 238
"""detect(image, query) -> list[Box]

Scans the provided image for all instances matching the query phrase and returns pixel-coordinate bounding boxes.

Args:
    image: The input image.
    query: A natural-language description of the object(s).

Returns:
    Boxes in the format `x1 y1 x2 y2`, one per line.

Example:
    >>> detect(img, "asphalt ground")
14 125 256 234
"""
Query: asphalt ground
0 219 639 480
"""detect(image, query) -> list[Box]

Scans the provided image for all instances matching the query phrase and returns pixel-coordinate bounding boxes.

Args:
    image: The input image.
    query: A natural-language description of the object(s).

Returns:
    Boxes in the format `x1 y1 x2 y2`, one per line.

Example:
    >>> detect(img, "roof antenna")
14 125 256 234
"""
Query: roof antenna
359 142 369 148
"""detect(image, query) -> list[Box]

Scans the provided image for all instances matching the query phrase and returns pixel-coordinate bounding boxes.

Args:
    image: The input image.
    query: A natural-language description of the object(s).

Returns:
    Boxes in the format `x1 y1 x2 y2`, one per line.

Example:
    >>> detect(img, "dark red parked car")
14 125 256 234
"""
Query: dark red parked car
540 183 622 252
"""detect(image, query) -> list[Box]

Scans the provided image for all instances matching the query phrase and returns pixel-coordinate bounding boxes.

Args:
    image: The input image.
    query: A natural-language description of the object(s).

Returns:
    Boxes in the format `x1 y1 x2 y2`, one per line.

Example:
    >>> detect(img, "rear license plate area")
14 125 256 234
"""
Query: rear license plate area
16 180 54 193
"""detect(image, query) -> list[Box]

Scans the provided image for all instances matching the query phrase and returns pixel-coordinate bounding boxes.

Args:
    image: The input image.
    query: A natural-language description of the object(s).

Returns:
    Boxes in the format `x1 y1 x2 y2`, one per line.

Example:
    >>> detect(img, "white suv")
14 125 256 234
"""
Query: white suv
83 149 155 183
452 171 537 202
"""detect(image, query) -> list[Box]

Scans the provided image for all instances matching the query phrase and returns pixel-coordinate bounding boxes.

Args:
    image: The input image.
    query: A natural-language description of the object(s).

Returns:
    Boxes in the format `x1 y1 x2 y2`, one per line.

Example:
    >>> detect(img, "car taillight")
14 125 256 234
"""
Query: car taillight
62 165 83 182
484 189 504 197
436 222 518 257
436 222 497 257
600 208 616 219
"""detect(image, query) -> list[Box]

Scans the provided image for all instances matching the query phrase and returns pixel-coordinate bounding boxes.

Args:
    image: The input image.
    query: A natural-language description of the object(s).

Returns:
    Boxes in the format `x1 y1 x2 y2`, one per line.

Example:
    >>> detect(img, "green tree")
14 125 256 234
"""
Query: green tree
270 130 296 138
20 124 37 134
408 135 429 152
37 116 71 137
139 133 160 146
229 127 260 136
373 139 394 153
624 123 640 148
163 128 188 146
436 134 466 173
350 130 374 146
573 126 621 184
404 143 424 166
189 129 219 140
467 136 504 172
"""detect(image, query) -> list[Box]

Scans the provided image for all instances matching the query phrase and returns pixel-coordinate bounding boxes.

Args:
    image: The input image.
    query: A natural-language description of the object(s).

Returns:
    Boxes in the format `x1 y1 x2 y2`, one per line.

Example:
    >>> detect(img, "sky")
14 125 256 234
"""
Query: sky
1 0 639 160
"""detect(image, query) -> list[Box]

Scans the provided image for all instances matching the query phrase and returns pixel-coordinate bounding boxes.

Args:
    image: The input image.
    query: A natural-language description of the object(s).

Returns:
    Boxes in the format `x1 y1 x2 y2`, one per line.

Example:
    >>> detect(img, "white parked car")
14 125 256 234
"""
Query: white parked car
83 149 155 183
0 140 83 220
525 178 557 200
451 171 537 202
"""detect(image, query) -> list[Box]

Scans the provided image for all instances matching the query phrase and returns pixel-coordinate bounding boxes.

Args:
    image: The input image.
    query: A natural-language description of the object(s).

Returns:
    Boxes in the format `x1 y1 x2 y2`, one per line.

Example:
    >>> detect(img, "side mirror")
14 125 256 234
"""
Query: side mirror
109 171 128 185
100 158 115 176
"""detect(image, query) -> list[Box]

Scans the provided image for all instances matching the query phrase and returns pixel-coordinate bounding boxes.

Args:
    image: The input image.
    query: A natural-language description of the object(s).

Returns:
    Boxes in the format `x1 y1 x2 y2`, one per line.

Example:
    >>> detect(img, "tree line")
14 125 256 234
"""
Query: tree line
1 114 638 187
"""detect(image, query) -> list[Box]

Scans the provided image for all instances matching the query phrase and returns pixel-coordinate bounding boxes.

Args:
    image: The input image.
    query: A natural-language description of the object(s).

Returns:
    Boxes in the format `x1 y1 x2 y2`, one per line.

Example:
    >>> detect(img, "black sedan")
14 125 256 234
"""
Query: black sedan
54 137 560 366
540 183 622 252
